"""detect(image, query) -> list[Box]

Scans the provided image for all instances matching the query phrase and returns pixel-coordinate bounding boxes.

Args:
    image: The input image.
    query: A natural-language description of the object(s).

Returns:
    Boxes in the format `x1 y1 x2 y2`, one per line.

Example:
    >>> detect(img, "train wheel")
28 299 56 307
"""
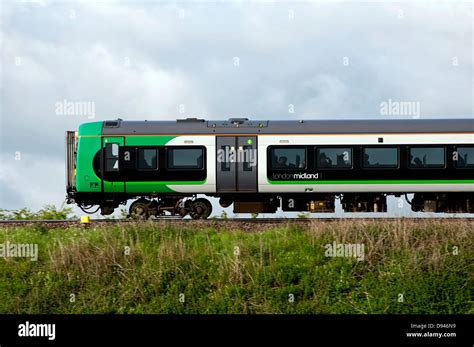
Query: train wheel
190 198 212 219
177 200 193 218
129 200 150 220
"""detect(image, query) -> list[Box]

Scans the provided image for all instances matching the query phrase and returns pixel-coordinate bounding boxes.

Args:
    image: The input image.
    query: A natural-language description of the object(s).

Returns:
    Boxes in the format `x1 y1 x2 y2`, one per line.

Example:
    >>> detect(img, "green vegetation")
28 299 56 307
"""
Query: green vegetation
0 205 76 220
0 220 472 314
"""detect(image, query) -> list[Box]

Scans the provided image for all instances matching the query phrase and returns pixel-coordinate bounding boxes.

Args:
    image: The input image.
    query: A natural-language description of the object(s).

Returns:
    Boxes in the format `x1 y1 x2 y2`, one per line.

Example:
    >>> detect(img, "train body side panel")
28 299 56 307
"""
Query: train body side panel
166 136 216 193
120 135 177 194
75 122 103 193
257 133 474 193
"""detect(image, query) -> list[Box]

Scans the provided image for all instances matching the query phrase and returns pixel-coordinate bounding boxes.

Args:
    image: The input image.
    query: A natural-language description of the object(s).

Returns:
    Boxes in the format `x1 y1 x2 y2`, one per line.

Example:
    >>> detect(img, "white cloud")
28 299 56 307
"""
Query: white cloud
0 153 66 210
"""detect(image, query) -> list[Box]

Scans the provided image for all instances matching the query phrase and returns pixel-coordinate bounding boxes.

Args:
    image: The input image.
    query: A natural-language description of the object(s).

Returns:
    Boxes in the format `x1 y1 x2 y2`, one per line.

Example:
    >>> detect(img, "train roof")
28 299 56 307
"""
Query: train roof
100 118 474 135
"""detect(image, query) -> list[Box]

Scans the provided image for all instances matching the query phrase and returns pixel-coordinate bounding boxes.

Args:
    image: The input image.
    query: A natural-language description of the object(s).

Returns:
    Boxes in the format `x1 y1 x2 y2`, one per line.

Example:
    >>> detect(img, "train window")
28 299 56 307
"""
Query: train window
454 147 474 168
243 145 253 171
270 147 306 170
105 143 119 172
316 148 352 169
168 147 204 169
363 147 398 168
221 146 231 172
138 148 158 170
106 159 119 172
409 147 445 168
106 143 119 157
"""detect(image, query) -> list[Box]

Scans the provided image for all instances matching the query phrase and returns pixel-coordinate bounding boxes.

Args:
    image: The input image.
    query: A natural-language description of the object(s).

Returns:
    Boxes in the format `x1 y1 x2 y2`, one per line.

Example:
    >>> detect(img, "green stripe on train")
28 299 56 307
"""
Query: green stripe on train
267 179 474 184
125 180 207 193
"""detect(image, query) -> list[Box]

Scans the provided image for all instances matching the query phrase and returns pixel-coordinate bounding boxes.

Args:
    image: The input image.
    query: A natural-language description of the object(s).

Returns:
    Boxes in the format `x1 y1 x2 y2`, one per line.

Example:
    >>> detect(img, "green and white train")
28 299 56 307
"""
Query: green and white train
66 118 474 218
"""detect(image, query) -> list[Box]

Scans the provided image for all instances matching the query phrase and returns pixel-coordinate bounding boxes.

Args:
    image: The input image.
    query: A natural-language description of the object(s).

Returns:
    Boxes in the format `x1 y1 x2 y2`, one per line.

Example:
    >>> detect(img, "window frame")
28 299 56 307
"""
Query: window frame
315 146 353 170
269 146 307 171
105 143 120 172
166 146 206 171
220 145 231 172
453 145 474 169
408 146 446 169
242 145 253 172
361 146 399 170
136 147 159 171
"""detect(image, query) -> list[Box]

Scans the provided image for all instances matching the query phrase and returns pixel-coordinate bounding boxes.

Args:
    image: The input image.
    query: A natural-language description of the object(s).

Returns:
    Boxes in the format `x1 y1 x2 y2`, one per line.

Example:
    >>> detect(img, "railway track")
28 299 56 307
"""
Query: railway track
0 217 473 226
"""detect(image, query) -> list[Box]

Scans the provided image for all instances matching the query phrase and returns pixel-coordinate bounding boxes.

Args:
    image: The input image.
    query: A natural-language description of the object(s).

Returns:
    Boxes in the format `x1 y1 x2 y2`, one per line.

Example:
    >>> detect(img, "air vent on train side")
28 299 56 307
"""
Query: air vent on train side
228 118 249 124
176 118 205 123
104 119 122 128
208 119 269 128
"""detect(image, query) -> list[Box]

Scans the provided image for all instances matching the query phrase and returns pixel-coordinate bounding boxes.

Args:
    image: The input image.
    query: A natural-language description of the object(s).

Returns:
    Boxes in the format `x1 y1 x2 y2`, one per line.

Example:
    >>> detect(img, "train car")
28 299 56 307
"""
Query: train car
66 118 474 218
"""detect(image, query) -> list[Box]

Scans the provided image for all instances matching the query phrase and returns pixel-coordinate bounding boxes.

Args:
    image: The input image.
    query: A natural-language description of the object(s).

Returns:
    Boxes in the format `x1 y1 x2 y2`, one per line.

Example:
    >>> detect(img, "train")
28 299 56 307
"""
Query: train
66 118 474 218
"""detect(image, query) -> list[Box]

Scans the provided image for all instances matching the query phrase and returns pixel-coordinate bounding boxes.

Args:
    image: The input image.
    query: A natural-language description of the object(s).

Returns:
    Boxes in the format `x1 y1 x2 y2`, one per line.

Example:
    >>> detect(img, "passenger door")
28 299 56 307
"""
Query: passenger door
216 136 257 193
102 137 125 193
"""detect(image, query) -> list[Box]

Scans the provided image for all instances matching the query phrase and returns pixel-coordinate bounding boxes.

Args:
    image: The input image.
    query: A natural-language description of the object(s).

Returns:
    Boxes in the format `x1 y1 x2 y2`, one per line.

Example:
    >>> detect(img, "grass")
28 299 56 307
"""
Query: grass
0 220 472 314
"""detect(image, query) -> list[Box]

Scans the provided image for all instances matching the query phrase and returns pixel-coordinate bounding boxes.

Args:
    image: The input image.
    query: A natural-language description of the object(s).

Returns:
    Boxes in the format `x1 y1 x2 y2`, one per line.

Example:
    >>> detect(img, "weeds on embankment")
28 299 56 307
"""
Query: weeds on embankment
0 220 472 314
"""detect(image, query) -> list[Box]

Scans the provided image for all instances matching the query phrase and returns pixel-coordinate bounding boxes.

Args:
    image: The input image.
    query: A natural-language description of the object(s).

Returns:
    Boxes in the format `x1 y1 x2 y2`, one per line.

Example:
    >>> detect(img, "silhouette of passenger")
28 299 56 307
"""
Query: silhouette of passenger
363 153 370 167
277 156 288 168
413 157 423 167
319 152 332 167
336 154 349 167
457 154 466 167
142 153 156 169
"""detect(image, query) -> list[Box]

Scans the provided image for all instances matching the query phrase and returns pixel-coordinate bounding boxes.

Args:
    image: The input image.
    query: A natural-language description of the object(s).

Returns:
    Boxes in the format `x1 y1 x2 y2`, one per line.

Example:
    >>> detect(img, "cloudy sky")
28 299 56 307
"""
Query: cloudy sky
0 0 472 216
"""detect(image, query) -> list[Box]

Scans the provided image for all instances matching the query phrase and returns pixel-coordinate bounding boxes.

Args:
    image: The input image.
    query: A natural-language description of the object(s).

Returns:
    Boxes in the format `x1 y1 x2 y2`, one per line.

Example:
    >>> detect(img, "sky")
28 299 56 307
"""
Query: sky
0 0 472 217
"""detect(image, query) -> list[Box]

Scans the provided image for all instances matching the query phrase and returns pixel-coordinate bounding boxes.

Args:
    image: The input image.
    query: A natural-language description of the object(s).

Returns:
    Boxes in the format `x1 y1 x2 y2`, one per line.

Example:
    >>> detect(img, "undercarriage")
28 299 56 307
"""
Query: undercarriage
68 191 474 219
